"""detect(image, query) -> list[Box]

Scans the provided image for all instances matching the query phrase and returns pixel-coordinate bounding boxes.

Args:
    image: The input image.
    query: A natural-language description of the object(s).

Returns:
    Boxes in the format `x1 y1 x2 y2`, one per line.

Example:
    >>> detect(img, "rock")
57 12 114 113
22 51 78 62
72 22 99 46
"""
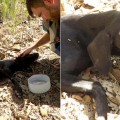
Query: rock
40 107 48 117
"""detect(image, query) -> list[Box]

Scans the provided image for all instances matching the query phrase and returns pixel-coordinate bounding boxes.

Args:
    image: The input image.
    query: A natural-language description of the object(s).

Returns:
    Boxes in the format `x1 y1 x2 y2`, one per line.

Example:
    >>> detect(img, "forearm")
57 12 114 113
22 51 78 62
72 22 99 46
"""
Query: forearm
31 32 50 49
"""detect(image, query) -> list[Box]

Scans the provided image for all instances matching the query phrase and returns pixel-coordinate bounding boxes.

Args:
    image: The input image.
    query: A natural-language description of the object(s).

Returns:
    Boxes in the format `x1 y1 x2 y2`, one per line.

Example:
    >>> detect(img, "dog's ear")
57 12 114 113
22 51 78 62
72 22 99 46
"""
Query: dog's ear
87 31 112 74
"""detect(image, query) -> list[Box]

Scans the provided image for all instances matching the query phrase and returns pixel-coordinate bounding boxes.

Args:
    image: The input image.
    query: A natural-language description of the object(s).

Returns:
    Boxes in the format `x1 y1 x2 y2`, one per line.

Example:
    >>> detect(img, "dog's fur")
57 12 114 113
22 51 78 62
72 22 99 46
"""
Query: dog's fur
61 10 120 119
0 53 39 97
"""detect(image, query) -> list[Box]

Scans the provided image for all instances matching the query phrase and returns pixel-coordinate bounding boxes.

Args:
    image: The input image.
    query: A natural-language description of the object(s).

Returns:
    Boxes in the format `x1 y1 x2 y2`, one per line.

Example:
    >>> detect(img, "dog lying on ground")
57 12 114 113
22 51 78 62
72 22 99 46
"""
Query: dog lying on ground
61 10 120 120
0 53 39 97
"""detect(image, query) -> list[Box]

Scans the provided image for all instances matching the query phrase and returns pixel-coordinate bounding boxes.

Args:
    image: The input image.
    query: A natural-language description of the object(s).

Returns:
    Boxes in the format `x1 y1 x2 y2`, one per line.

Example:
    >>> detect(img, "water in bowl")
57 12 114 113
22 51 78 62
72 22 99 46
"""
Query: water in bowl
31 79 47 85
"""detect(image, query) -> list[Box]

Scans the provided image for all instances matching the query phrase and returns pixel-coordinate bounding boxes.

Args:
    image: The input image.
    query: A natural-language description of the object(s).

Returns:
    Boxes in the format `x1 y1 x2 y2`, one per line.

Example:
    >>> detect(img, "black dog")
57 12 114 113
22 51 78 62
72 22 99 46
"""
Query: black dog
61 10 120 119
0 53 39 97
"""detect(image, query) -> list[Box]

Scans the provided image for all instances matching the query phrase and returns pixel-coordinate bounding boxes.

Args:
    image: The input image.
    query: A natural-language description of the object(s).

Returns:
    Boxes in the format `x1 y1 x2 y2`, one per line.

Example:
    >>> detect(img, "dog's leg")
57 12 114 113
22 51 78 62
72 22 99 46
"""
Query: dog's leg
10 75 23 98
0 70 23 98
61 73 108 119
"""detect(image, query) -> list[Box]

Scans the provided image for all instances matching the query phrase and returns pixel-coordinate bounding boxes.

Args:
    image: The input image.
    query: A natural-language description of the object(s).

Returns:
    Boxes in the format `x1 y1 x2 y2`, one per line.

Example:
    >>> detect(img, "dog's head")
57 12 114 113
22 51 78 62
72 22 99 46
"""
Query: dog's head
15 53 39 69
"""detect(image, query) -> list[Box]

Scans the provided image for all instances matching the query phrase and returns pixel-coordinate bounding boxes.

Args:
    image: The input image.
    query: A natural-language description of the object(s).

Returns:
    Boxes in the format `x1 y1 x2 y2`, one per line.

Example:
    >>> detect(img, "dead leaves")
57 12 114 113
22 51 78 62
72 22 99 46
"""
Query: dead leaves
61 93 95 120
0 114 10 120
110 68 120 82
99 80 120 108
61 0 120 16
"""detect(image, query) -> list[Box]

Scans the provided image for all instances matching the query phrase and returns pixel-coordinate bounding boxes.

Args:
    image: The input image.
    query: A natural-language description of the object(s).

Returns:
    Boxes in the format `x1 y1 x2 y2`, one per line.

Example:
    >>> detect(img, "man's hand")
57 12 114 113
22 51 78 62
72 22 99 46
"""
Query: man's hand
16 47 33 58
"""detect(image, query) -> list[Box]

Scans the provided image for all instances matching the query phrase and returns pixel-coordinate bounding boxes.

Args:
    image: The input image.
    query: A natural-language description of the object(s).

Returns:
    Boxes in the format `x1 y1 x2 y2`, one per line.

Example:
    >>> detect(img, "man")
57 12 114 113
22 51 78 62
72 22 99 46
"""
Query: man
18 0 60 57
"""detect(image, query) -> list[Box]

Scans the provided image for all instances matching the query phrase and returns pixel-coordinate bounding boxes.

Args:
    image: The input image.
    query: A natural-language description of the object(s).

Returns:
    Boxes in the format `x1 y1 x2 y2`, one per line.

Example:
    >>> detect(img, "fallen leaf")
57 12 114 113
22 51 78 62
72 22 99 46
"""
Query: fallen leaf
83 95 91 103
72 94 83 101
111 68 120 82
0 52 5 59
11 44 21 51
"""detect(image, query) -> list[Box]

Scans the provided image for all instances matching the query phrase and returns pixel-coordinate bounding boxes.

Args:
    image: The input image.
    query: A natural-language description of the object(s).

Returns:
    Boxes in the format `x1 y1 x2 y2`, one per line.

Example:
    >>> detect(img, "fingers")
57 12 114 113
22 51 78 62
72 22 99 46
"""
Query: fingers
15 52 24 59
15 47 33 58
18 52 25 57
16 50 28 58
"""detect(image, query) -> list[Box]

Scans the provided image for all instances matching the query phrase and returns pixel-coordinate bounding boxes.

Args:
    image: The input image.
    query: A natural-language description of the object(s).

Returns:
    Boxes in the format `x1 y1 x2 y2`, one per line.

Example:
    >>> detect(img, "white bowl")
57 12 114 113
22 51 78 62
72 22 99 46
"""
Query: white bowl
28 74 51 94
